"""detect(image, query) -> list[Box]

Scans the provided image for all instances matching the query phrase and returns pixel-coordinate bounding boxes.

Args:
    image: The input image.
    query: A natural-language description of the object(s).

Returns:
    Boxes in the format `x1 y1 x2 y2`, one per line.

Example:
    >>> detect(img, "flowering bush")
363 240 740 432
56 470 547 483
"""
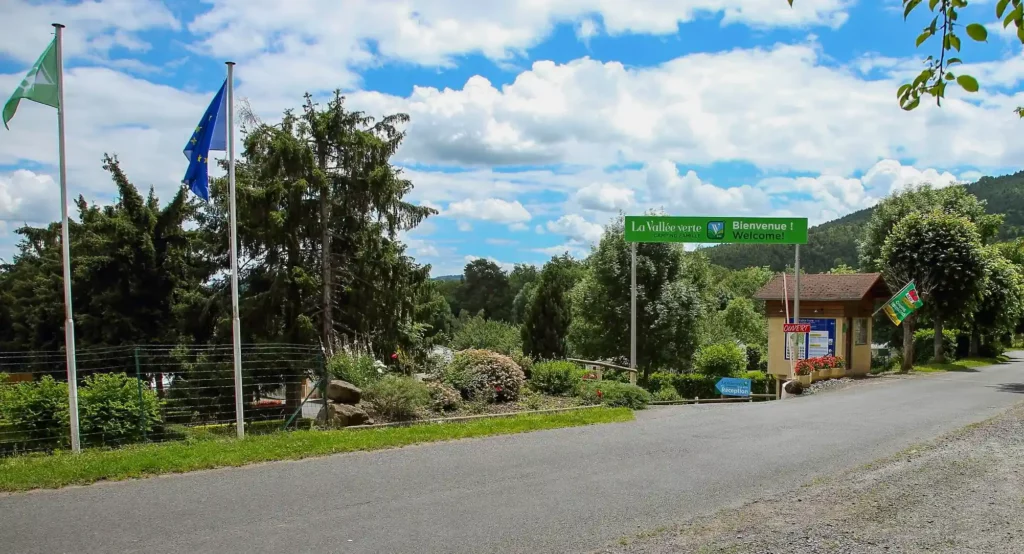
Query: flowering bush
795 355 845 376
426 381 461 412
578 381 651 409
446 349 526 402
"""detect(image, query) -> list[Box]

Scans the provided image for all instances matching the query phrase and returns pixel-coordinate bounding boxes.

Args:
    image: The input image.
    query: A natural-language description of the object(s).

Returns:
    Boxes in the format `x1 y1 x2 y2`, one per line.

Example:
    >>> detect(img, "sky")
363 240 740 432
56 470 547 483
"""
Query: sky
2 0 1024 276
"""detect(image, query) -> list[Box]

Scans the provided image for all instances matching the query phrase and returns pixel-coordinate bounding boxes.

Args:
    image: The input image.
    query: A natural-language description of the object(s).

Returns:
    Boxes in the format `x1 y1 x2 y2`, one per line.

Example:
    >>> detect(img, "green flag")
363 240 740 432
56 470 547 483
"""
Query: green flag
882 281 924 326
3 38 60 130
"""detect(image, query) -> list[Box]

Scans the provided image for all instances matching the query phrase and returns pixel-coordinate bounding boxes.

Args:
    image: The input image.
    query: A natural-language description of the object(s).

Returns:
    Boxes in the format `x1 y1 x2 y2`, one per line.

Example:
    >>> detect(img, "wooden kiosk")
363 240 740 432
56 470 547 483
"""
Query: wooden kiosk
754 273 891 379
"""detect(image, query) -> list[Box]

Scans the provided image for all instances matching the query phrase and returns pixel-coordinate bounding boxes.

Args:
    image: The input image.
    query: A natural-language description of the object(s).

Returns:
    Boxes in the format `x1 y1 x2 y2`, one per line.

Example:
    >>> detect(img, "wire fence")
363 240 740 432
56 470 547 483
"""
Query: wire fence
0 344 327 456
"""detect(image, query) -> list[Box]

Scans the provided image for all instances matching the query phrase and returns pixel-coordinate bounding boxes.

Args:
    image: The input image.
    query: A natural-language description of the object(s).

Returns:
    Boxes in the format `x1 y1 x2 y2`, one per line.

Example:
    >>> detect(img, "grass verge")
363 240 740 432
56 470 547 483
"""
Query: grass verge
912 355 1009 373
0 407 633 493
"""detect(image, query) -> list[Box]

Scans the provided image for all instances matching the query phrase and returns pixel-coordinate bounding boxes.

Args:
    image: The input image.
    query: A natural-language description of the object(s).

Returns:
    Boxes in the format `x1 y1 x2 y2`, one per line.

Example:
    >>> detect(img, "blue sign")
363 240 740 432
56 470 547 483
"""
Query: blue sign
715 377 752 397
784 317 836 360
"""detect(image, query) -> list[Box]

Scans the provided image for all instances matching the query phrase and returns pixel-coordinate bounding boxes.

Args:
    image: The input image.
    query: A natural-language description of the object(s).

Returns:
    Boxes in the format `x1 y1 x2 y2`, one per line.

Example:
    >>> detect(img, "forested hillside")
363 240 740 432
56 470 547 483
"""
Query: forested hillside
704 171 1024 272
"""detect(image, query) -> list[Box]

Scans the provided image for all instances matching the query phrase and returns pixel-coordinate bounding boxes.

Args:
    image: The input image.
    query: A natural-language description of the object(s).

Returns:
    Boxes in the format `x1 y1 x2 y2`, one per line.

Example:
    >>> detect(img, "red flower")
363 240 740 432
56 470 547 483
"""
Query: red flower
390 352 398 360
494 385 503 392
596 389 603 398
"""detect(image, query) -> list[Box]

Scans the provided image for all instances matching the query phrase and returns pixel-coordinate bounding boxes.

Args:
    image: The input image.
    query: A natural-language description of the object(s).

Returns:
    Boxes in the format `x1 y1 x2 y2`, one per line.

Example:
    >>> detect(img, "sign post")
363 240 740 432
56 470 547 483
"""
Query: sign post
624 215 809 379
715 377 752 397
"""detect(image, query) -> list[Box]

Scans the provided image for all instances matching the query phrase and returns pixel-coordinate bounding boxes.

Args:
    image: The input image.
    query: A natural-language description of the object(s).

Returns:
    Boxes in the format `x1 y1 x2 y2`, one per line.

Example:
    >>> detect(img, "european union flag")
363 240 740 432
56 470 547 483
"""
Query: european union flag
182 79 228 201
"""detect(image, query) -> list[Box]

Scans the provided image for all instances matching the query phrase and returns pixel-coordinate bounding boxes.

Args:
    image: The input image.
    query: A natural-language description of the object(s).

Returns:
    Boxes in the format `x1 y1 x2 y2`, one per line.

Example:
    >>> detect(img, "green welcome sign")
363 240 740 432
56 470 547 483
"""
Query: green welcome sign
624 215 808 244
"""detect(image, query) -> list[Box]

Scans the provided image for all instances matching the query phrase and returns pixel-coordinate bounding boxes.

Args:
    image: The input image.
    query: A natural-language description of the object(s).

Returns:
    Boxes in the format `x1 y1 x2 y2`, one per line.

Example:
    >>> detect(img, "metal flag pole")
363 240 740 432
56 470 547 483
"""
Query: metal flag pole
226 61 244 440
630 241 637 384
53 22 80 453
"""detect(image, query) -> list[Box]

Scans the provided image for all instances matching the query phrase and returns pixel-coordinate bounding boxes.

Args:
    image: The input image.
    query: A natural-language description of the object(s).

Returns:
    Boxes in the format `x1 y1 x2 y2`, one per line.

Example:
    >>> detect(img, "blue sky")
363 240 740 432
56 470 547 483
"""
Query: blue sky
2 0 1024 276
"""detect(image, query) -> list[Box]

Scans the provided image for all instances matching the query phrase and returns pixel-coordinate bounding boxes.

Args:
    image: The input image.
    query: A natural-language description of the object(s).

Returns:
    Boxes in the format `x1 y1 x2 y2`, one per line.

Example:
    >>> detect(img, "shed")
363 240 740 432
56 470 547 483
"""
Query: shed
754 273 890 378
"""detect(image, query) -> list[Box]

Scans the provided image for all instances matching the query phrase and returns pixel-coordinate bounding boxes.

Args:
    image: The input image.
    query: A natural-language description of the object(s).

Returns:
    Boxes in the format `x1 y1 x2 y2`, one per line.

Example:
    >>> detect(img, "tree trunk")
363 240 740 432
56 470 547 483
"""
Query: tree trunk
969 326 981 358
933 316 945 363
320 178 333 357
901 318 914 372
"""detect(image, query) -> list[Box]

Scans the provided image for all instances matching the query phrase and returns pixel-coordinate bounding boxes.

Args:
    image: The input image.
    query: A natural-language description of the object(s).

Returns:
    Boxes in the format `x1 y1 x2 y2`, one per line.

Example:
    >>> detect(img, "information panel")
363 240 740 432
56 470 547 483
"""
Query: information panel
784 318 836 360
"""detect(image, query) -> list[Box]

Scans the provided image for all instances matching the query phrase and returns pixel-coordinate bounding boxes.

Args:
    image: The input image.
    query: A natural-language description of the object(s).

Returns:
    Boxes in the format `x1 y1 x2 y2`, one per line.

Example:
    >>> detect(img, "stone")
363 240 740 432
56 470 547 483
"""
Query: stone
328 403 371 427
326 380 361 404
781 379 804 397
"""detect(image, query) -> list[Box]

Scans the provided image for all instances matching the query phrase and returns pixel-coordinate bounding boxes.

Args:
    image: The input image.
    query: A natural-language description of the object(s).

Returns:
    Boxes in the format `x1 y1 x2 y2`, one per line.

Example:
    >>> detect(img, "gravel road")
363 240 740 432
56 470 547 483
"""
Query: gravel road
597 401 1024 554
2 358 1022 554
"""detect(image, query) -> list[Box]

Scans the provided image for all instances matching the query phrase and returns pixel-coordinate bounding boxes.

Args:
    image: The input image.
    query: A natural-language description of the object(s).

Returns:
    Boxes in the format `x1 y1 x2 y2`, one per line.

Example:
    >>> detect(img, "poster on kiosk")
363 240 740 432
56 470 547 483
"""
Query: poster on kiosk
784 318 836 360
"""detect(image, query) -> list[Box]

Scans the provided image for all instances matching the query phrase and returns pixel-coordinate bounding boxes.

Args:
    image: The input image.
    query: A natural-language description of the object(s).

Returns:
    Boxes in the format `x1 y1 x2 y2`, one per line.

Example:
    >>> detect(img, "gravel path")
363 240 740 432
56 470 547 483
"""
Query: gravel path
597 402 1024 554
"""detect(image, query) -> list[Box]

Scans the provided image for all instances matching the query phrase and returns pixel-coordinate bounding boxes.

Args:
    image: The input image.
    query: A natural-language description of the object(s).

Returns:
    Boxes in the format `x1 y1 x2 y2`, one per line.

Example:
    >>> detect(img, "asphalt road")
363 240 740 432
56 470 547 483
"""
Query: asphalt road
3 360 1023 554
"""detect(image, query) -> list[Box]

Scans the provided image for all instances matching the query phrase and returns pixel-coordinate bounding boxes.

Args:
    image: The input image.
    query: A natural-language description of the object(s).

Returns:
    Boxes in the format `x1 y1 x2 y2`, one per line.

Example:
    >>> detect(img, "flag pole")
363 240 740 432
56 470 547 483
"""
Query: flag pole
226 61 243 440
53 22 81 453
225 62 244 438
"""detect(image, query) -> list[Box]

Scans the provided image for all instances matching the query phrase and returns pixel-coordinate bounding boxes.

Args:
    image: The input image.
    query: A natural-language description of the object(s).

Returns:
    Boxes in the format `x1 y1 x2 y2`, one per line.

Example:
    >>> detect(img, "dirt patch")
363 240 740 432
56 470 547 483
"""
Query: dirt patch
596 403 1024 554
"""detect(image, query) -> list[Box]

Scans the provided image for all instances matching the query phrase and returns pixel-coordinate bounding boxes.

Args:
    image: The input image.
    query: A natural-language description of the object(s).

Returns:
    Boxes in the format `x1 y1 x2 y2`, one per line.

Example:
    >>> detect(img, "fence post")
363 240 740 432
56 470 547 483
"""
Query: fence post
134 346 147 442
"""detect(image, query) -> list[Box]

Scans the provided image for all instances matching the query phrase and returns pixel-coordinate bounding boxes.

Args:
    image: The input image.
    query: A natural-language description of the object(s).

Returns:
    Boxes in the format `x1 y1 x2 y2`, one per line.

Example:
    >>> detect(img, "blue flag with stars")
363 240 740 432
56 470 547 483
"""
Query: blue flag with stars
182 79 228 201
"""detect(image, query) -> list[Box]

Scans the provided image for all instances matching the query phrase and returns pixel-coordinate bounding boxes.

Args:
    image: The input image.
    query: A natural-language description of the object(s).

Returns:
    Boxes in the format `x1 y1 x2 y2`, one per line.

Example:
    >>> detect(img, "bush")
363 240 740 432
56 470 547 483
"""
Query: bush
578 381 651 409
642 371 775 399
653 386 682 402
78 373 162 447
0 376 69 449
509 351 534 379
327 350 384 388
425 381 461 412
745 345 767 373
364 375 431 421
530 361 583 395
913 328 959 363
446 349 526 402
451 316 523 355
693 342 747 377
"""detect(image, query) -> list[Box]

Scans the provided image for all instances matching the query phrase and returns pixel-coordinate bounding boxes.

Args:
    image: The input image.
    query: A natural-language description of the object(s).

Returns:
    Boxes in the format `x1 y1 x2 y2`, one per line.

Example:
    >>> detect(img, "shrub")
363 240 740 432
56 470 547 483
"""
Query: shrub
425 381 461 412
670 373 719 398
509 351 534 379
451 316 523 355
795 355 845 376
745 345 767 373
913 328 959 363
530 361 583 395
446 349 526 402
327 350 384 388
653 386 682 402
578 381 651 409
0 376 69 449
78 373 162 447
693 342 747 377
364 375 431 421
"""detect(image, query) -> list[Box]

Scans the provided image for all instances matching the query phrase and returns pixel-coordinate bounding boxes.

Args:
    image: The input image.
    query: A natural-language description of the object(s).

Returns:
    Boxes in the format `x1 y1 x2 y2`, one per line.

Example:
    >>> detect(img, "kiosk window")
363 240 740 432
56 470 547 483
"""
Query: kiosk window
854 318 868 345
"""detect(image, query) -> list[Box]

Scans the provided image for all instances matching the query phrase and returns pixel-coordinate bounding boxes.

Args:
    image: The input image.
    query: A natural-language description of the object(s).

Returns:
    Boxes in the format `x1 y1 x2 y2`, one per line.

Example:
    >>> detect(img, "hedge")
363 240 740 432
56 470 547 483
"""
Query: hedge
640 370 775 399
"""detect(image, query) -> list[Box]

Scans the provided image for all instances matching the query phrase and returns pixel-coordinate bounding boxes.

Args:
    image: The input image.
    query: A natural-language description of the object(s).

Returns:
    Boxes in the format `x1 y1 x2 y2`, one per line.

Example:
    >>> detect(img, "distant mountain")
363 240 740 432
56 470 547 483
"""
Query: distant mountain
431 274 463 282
704 170 1024 272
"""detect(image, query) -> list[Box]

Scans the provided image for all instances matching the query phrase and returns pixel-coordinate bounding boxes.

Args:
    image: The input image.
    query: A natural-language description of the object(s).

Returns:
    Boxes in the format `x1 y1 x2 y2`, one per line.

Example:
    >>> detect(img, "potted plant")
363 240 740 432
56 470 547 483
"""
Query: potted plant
833 356 847 378
819 356 835 379
794 360 812 386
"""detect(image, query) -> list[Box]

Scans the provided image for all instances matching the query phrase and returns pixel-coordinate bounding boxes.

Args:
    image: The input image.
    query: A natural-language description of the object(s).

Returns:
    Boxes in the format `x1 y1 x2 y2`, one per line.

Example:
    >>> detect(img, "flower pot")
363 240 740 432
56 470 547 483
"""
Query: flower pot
834 367 846 378
798 374 812 386
811 369 822 382
822 367 835 379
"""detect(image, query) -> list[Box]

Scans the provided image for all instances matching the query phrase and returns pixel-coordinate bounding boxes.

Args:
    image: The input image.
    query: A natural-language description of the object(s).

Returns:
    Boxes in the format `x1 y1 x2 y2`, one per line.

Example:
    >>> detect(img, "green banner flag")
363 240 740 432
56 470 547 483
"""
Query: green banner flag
3 37 60 130
882 281 923 326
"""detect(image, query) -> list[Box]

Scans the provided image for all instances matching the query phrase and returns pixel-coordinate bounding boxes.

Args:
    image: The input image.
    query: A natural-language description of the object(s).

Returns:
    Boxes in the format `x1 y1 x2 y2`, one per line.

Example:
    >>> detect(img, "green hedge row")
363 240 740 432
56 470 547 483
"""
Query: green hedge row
640 371 775 399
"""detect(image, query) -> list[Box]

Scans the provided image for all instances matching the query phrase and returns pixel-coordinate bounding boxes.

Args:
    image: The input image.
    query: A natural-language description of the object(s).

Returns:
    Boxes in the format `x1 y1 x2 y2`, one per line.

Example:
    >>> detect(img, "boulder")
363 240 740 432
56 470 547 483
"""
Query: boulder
781 379 804 397
326 380 361 404
327 403 372 427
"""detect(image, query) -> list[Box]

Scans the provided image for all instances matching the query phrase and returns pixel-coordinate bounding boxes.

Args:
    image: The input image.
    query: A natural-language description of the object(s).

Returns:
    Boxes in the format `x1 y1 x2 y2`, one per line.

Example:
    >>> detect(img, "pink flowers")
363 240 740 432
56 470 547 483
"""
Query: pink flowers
390 352 398 360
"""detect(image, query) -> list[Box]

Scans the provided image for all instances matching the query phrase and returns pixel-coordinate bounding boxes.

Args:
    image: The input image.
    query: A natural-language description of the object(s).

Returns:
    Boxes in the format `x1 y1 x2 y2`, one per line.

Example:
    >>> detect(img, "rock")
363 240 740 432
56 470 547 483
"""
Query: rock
781 379 804 397
326 380 361 404
327 403 371 427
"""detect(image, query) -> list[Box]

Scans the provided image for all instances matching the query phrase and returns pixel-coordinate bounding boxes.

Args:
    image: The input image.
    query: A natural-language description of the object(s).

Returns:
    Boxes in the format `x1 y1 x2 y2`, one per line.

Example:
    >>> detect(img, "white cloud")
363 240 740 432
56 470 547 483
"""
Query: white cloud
0 0 180 64
349 42 1024 175
457 221 473 232
445 198 532 223
185 0 852 99
508 222 529 232
644 161 772 215
546 214 604 244
575 182 635 211
0 169 60 225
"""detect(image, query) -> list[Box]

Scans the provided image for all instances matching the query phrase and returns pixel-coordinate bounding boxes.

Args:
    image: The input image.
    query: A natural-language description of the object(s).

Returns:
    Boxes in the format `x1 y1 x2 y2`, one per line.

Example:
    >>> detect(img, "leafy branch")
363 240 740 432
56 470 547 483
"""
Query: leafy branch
787 0 1024 116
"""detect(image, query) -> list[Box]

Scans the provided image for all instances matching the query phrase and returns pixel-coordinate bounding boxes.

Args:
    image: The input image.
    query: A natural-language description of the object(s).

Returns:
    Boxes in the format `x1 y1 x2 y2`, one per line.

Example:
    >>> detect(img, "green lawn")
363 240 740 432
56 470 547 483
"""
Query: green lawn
0 407 633 492
912 355 1010 373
